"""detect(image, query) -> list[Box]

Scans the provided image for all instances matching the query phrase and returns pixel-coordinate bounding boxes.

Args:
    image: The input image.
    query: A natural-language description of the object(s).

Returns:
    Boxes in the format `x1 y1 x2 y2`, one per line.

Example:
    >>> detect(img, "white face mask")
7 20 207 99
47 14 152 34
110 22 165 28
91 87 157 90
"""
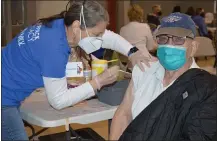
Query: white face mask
78 5 103 54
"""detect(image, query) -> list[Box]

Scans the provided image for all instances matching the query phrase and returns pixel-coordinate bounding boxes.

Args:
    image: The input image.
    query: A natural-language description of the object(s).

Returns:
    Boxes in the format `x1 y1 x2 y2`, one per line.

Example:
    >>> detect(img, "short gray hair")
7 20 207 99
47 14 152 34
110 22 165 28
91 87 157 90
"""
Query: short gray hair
38 0 109 28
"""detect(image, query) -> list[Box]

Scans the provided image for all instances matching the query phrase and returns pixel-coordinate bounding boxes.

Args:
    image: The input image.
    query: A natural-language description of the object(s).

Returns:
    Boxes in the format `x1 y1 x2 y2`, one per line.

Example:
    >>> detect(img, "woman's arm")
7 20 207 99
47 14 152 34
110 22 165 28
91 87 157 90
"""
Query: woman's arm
102 29 153 71
102 29 133 56
43 77 96 110
43 65 119 110
109 80 134 140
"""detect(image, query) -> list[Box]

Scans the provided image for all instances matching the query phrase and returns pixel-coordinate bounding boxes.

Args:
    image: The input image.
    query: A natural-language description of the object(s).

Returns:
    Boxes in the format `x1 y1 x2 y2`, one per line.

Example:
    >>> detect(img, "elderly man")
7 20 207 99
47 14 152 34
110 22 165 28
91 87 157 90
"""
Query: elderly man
110 13 217 141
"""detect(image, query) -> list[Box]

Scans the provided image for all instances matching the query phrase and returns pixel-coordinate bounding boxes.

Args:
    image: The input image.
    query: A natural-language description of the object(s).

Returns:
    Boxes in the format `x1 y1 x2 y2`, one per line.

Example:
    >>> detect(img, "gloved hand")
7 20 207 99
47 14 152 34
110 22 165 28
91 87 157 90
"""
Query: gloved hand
93 65 120 90
129 49 157 71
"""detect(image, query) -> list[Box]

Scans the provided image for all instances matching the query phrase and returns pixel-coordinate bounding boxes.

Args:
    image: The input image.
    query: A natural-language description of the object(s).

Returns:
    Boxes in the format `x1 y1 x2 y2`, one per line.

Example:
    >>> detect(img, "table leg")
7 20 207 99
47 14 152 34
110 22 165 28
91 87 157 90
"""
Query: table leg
23 120 36 138
66 130 71 141
29 128 49 140
108 119 112 135
69 126 81 140
24 120 49 140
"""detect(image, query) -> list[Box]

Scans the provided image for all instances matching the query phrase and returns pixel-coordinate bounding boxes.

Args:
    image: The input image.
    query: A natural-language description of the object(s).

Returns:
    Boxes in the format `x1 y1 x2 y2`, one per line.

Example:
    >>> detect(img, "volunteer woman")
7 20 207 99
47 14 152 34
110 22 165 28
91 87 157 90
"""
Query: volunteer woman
2 1 152 140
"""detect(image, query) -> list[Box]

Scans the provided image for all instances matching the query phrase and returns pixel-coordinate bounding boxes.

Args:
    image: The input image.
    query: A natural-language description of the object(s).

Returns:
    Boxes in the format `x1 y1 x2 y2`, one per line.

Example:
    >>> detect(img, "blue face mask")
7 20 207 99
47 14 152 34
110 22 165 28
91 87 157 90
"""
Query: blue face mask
157 45 187 70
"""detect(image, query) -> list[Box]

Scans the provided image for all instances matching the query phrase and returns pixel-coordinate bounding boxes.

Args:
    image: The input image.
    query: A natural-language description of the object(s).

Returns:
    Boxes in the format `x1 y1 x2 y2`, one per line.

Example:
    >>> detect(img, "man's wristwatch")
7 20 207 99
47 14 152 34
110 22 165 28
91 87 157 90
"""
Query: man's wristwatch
128 46 139 57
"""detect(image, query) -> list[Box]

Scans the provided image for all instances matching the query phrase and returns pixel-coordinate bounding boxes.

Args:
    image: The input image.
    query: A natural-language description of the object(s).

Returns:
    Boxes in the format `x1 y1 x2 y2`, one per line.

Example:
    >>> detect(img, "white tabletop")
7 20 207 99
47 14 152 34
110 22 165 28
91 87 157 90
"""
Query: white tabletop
20 88 117 128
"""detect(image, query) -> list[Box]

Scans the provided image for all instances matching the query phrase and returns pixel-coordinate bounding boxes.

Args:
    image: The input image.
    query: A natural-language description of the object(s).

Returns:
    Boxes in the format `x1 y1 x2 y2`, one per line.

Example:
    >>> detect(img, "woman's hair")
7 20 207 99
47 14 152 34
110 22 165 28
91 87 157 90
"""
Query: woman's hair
195 8 203 15
128 4 144 22
37 0 109 28
172 6 181 13
186 6 195 16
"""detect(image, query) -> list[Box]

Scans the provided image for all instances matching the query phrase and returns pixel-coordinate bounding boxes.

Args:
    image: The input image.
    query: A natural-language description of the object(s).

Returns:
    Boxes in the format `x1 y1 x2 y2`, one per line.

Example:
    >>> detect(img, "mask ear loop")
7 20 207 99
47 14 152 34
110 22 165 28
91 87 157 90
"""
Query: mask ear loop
80 4 92 66
81 5 90 37
81 5 99 50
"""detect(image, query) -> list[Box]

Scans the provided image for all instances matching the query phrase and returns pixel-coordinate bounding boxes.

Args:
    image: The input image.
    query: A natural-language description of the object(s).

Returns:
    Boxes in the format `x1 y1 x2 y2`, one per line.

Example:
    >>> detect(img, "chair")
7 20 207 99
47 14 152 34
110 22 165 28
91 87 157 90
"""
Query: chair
194 37 216 60
205 12 214 25
195 26 201 37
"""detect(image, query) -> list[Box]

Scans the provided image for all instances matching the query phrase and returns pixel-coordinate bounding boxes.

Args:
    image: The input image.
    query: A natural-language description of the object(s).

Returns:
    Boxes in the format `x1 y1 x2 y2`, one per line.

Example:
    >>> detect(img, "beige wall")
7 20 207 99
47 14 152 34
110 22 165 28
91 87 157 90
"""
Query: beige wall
36 1 68 19
116 1 131 33
36 1 108 19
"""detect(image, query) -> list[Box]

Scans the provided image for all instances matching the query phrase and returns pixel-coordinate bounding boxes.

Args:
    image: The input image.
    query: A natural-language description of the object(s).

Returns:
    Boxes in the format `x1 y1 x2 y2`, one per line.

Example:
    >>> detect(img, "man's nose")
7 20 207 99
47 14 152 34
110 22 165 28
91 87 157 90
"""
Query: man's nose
167 38 175 45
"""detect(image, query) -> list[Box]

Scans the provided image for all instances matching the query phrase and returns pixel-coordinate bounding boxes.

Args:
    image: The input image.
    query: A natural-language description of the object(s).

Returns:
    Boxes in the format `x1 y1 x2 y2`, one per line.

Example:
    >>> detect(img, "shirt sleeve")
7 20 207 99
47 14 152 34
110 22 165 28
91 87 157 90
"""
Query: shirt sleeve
197 18 208 36
200 19 208 36
43 76 95 110
132 64 147 90
102 29 133 56
132 61 163 90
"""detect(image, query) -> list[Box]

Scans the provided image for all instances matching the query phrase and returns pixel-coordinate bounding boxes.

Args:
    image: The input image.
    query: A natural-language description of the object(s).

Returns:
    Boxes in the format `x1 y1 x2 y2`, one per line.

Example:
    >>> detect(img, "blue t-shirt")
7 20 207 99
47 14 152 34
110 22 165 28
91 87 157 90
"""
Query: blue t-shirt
192 15 208 36
2 19 71 106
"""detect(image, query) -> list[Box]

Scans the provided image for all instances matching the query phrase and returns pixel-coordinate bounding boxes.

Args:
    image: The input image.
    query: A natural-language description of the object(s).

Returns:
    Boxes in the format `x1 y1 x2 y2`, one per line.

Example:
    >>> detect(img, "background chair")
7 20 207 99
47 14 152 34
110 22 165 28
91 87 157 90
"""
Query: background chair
205 12 214 26
195 26 201 37
194 37 216 61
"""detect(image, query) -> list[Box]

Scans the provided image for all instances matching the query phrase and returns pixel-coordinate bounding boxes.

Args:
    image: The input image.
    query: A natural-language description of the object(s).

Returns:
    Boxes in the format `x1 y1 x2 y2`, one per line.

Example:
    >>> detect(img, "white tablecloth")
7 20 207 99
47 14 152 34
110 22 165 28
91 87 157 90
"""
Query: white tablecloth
20 88 117 128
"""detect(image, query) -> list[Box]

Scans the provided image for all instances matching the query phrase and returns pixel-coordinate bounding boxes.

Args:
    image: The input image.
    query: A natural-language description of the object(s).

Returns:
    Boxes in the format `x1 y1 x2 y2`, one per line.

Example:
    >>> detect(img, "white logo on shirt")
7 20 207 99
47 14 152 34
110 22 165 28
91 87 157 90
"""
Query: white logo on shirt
28 24 42 42
18 28 28 46
17 24 42 47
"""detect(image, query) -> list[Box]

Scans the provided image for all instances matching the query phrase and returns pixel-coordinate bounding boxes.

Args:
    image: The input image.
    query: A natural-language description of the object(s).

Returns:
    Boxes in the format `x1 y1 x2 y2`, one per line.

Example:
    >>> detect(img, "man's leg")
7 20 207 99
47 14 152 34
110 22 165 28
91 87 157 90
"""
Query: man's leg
2 106 29 140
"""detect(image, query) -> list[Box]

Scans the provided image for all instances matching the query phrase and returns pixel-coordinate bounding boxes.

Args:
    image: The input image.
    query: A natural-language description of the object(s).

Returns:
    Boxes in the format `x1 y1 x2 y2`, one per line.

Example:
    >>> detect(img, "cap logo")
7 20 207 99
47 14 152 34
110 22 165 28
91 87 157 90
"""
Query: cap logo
163 15 182 23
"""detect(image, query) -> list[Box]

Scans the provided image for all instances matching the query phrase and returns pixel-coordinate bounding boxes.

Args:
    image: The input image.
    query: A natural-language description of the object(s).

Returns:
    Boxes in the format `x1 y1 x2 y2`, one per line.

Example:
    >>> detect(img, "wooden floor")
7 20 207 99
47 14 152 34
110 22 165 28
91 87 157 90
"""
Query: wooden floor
25 57 216 140
26 120 109 140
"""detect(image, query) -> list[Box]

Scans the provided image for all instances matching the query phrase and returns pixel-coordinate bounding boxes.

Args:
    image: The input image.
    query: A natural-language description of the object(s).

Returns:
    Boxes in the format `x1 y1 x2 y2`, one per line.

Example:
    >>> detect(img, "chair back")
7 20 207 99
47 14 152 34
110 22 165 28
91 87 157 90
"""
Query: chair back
194 37 216 57
205 12 214 24
195 26 201 36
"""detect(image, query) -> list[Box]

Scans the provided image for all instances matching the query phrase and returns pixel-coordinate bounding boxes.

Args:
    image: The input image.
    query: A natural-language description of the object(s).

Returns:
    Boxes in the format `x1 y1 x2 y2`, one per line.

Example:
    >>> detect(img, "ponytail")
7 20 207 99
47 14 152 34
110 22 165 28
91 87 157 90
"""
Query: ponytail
36 11 67 27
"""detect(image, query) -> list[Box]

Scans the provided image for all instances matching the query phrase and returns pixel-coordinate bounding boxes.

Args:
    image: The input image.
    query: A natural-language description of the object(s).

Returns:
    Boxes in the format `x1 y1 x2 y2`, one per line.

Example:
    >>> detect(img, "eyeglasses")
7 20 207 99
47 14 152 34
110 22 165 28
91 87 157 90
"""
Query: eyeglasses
156 35 192 45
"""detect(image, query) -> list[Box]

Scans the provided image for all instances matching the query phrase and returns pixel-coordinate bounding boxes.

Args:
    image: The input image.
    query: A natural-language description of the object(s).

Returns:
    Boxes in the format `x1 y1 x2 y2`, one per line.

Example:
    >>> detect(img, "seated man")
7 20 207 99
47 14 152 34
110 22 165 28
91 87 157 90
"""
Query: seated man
110 13 217 141
192 8 209 37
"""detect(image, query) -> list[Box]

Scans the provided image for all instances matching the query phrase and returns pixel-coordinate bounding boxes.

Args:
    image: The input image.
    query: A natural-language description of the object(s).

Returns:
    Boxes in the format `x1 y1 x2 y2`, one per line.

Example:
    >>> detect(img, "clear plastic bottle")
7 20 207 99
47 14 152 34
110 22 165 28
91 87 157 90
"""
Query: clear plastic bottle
83 69 92 82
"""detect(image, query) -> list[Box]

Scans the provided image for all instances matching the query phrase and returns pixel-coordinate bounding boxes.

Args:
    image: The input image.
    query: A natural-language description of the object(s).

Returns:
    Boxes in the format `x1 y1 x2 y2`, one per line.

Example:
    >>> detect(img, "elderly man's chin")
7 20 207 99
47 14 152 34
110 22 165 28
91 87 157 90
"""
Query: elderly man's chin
149 49 194 72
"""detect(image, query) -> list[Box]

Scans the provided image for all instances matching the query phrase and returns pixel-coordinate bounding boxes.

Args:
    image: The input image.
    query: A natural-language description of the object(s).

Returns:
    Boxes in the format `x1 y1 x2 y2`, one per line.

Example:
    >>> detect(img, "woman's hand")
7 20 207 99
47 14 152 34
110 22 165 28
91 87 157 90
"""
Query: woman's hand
91 65 120 90
129 49 157 71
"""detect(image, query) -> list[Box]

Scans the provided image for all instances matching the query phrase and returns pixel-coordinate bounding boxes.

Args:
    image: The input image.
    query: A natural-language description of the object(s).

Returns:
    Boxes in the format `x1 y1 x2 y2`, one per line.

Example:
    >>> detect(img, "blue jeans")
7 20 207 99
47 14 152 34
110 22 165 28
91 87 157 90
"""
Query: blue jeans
2 106 28 140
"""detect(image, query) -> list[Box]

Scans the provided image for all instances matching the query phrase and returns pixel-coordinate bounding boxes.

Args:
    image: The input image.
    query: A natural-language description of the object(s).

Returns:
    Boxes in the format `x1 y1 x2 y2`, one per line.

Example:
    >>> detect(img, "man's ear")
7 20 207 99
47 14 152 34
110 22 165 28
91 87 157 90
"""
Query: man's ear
190 40 199 57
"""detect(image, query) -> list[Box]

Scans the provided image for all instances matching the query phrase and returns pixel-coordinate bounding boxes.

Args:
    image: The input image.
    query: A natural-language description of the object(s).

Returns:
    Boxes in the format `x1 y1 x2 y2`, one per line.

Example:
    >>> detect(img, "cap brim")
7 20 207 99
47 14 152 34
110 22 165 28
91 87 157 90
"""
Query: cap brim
155 27 194 38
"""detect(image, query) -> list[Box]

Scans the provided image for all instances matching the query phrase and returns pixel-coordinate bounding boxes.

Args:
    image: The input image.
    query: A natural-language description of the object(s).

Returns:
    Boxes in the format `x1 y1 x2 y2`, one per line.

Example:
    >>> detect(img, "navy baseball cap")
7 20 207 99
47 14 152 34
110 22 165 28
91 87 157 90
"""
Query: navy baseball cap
155 12 196 38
